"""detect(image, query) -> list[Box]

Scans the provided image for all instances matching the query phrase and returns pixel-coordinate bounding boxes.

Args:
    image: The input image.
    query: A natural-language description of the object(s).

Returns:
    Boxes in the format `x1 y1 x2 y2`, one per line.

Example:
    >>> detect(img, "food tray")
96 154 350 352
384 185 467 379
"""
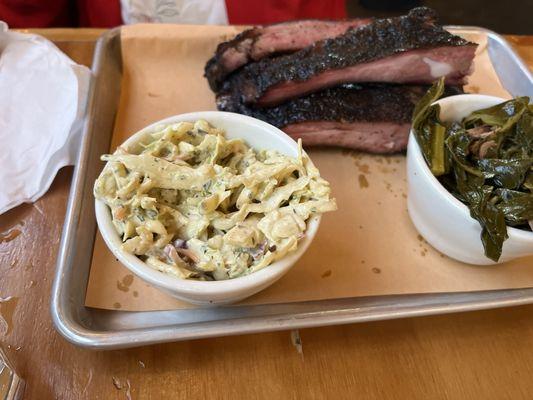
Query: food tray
51 26 533 349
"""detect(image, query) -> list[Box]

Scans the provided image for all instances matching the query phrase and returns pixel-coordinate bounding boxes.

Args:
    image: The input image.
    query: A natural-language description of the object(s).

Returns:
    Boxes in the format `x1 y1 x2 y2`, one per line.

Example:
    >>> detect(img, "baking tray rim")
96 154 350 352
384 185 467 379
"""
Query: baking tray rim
50 25 533 349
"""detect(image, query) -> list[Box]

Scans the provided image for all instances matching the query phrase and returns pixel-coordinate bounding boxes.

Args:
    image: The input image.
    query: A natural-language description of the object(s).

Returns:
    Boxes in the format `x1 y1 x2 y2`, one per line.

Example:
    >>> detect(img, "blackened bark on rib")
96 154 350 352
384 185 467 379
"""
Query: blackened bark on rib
204 29 260 92
217 83 463 129
221 7 475 104
204 19 371 91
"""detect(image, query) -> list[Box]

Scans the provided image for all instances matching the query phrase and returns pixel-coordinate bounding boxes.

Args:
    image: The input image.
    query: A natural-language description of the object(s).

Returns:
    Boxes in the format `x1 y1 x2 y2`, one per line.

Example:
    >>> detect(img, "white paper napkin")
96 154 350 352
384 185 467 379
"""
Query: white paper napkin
0 22 91 215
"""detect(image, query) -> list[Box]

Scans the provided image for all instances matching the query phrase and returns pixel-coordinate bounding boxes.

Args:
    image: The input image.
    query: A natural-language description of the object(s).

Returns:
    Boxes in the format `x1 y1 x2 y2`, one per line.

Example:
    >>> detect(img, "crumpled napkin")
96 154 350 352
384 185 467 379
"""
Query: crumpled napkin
0 22 91 215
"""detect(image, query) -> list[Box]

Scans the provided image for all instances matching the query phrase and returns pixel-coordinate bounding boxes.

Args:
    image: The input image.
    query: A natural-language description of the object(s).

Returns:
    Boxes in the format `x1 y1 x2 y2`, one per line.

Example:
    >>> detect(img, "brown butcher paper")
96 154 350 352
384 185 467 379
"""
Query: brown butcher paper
85 24 533 311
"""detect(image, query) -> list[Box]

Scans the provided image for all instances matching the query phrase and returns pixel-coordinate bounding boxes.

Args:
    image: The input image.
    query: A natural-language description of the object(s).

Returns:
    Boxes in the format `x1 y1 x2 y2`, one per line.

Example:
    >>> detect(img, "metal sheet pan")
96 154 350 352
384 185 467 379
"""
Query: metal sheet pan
51 26 533 349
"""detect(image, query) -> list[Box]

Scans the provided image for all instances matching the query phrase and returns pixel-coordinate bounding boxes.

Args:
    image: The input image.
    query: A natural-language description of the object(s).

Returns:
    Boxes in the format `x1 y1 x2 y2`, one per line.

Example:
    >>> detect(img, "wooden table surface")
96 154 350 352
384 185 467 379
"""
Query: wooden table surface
1 29 533 400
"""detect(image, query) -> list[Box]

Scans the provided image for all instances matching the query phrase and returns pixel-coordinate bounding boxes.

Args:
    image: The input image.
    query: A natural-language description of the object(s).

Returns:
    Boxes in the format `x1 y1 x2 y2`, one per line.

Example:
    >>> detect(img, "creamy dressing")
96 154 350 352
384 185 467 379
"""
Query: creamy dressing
94 120 336 280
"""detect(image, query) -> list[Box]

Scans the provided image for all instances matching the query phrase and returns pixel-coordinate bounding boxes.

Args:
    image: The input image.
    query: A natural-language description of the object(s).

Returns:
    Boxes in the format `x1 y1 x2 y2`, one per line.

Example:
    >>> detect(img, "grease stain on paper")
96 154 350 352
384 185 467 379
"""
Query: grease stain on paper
357 163 370 174
117 274 134 292
378 166 393 174
358 174 369 188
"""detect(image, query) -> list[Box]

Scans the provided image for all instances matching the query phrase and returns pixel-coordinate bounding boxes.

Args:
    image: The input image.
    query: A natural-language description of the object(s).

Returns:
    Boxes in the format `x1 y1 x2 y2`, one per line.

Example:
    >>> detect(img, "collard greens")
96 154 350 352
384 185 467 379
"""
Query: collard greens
412 78 533 261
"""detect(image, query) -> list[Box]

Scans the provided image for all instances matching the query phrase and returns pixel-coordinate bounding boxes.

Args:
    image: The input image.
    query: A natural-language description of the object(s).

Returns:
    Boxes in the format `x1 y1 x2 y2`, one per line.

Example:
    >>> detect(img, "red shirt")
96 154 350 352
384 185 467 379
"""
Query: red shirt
0 0 122 28
0 0 346 28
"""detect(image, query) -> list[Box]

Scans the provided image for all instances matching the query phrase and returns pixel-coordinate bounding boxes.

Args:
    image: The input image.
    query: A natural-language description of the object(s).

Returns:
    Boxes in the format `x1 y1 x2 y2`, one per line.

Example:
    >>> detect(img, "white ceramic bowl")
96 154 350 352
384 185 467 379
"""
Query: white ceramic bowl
407 94 533 265
95 111 321 305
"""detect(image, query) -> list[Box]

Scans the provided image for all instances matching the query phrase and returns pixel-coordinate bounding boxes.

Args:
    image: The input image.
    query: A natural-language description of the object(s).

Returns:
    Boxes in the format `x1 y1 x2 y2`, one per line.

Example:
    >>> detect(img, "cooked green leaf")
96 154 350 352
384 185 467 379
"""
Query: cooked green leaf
463 97 529 129
476 158 533 189
412 78 449 176
495 189 533 226
429 117 448 176
412 77 445 129
463 185 508 262
445 125 483 177
513 112 533 156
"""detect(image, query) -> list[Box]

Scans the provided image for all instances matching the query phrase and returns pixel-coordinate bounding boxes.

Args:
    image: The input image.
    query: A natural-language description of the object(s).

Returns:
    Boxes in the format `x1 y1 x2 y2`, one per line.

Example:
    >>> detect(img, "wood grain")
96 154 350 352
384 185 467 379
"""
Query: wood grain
0 31 532 400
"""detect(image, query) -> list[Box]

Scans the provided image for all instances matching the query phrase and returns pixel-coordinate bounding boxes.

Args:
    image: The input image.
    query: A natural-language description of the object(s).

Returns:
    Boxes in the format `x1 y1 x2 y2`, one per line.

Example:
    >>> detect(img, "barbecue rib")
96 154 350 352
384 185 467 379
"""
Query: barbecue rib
204 19 371 91
220 7 477 107
217 84 462 153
